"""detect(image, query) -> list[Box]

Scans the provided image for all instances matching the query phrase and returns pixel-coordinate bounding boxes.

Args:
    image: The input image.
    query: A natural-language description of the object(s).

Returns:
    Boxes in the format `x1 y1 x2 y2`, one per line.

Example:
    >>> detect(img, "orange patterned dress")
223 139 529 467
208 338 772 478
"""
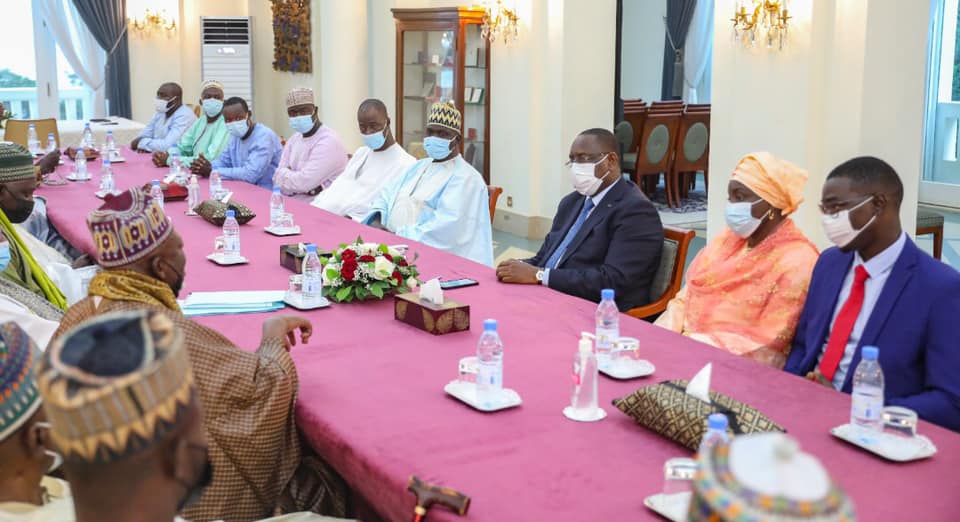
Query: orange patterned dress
655 219 818 368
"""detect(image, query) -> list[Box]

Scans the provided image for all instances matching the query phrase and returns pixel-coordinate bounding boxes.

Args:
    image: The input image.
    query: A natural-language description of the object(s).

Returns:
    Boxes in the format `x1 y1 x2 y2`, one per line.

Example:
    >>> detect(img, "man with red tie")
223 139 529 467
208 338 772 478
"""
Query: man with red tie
785 156 960 432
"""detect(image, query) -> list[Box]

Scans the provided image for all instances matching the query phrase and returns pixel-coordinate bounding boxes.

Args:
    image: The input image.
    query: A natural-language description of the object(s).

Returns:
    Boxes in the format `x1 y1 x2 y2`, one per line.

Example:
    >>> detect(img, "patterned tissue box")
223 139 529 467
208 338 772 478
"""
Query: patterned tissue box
394 292 470 335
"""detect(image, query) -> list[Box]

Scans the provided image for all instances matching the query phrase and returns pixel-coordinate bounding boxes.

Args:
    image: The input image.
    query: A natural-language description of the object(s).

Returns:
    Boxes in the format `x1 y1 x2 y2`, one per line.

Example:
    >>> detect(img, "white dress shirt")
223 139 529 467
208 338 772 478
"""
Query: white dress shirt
817 231 907 389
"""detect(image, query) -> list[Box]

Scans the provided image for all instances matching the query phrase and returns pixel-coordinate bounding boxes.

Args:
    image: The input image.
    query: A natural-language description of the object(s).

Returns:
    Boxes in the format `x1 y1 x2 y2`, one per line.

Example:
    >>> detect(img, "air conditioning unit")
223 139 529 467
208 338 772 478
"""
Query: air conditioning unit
201 17 254 111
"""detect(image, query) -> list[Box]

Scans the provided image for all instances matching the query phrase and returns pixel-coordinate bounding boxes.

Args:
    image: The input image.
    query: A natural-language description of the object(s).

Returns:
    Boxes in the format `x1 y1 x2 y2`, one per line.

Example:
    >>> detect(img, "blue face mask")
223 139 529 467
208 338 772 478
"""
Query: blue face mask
289 115 315 134
0 243 9 272
202 98 224 117
226 120 249 138
423 136 454 161
362 127 387 150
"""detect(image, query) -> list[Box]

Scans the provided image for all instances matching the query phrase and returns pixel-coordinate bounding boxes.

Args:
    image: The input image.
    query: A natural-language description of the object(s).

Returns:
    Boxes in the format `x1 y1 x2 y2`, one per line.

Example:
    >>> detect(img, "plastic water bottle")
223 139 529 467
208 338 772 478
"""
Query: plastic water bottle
210 170 223 199
222 210 241 260
302 244 323 304
46 133 57 154
571 332 599 415
149 180 164 210
270 186 285 227
595 288 619 369
82 123 94 148
851 346 884 434
476 319 504 408
170 151 184 184
187 174 200 214
99 157 114 193
27 124 39 155
700 413 731 454
104 130 115 154
75 147 88 180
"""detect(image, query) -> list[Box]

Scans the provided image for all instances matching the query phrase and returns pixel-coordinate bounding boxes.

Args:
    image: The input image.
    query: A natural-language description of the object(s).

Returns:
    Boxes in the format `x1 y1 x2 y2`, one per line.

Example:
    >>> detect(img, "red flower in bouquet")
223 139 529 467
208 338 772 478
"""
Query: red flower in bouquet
392 270 403 285
341 249 357 261
358 255 376 263
398 258 409 267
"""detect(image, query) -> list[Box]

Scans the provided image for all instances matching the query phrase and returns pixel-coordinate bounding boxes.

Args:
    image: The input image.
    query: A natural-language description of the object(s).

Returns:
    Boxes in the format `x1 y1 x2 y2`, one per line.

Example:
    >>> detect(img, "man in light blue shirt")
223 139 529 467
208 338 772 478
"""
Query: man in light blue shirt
130 83 196 153
194 97 282 190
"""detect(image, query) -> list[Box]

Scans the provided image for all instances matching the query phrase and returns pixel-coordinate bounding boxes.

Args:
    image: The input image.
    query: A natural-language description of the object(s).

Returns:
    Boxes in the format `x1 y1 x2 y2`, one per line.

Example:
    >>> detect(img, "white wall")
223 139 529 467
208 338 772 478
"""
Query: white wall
708 0 929 246
620 0 666 102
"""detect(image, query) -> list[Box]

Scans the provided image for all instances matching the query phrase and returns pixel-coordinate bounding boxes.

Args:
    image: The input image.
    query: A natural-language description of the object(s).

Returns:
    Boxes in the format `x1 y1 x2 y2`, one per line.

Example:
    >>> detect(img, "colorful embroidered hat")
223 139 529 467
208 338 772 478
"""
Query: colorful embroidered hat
0 322 43 442
200 79 225 95
87 187 172 268
37 310 194 463
0 141 37 183
427 101 462 136
286 87 315 109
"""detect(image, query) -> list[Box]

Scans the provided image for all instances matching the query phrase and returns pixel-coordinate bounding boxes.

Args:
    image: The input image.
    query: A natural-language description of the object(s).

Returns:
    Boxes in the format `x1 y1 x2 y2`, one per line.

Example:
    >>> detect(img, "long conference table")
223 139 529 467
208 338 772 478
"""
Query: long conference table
40 150 959 521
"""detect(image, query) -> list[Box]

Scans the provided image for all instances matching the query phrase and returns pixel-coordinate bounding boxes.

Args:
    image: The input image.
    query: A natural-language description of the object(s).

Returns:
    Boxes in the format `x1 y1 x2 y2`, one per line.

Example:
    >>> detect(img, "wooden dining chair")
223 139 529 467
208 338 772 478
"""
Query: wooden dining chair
627 225 696 320
672 108 711 201
634 110 682 202
4 118 60 149
487 185 503 224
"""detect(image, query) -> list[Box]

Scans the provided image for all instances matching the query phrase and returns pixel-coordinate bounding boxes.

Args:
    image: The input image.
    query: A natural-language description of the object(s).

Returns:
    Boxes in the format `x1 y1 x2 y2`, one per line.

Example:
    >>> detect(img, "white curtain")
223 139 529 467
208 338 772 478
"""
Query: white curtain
682 0 713 103
36 0 107 117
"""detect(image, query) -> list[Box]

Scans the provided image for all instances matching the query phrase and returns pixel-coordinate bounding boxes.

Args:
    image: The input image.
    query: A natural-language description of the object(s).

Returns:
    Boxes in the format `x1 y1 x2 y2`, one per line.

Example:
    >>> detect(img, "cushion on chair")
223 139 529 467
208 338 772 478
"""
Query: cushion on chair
623 152 637 170
649 237 678 302
917 208 944 229
615 121 633 150
645 125 670 164
682 122 709 162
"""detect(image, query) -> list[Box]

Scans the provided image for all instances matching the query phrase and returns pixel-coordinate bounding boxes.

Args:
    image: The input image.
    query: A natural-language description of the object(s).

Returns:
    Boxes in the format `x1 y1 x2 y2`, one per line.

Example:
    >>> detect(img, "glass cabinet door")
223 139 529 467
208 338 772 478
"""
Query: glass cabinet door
462 24 488 175
401 29 456 159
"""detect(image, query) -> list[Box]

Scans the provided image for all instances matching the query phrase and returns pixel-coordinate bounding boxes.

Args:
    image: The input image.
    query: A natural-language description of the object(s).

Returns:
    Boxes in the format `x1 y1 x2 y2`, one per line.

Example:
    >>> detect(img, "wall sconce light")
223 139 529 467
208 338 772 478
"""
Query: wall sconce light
129 8 177 34
479 0 519 45
731 0 790 50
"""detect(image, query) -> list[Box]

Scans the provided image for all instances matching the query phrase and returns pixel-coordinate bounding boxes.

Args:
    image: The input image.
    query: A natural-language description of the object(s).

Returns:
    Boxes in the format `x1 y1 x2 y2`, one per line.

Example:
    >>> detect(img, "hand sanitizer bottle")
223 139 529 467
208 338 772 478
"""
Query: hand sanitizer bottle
564 332 604 422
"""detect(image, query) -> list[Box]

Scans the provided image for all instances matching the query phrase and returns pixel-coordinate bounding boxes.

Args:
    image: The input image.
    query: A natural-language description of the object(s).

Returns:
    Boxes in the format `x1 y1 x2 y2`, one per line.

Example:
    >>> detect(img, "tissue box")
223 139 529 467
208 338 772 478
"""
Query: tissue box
280 244 331 273
394 292 470 335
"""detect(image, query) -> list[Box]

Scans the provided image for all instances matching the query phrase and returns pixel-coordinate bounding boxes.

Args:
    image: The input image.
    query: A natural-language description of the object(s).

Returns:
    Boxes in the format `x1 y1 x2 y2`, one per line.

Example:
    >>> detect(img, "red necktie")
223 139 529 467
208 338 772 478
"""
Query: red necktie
818 265 870 382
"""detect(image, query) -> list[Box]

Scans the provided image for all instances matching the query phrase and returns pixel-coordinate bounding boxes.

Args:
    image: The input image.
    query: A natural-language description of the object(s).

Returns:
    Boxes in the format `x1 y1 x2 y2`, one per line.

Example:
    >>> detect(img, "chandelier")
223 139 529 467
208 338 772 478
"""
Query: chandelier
129 8 177 34
480 0 519 45
731 0 791 50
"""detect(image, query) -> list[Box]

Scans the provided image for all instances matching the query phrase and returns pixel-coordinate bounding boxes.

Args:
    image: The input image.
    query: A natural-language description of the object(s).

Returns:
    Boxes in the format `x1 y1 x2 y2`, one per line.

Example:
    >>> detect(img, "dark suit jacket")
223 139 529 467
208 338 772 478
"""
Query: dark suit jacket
526 179 663 311
785 238 960 432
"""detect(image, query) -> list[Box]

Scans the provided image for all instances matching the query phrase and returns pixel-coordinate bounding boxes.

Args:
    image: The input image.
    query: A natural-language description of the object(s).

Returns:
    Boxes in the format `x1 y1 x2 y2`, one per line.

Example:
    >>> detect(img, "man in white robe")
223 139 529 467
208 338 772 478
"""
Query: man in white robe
311 99 415 220
362 102 493 266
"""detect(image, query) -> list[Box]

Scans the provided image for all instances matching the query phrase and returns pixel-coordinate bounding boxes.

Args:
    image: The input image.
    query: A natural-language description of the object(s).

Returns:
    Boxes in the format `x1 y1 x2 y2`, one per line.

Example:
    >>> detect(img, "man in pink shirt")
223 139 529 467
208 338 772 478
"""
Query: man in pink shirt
272 87 348 201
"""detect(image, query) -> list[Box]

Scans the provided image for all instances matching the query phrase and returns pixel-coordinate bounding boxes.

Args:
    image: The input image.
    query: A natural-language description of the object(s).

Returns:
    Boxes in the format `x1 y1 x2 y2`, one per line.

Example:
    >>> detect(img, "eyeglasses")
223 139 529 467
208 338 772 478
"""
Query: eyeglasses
565 152 612 167
818 195 873 216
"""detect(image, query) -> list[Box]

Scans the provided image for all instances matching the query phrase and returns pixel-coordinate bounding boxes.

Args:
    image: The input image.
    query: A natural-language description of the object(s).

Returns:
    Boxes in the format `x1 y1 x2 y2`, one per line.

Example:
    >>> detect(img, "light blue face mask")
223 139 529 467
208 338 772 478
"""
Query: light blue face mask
0 243 9 272
289 115 315 134
423 136 454 160
226 120 249 138
362 127 387 150
202 98 224 117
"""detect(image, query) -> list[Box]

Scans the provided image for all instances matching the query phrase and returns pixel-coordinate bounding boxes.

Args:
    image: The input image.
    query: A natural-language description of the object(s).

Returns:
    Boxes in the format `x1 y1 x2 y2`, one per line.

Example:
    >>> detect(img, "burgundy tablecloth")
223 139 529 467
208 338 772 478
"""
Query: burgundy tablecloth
40 150 960 521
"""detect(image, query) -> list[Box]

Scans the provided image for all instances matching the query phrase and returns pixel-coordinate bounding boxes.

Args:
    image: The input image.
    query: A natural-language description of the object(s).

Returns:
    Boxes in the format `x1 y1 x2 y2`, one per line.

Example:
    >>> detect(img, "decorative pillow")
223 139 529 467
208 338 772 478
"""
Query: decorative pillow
612 379 785 451
195 199 256 226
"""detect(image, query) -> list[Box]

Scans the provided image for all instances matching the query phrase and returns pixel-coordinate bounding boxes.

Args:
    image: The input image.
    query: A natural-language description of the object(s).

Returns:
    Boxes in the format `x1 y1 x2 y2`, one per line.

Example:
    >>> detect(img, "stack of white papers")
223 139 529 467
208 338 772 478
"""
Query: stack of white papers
179 291 286 317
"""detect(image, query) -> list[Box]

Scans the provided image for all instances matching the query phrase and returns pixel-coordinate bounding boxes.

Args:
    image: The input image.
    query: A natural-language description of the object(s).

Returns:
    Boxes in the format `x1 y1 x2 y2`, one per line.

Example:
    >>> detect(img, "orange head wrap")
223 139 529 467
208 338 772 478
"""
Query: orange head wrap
730 152 808 216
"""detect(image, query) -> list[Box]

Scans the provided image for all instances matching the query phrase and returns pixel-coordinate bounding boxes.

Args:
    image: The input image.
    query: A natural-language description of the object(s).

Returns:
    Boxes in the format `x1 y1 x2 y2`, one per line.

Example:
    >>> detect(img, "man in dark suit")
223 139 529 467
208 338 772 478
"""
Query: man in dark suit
785 156 960 432
496 128 663 311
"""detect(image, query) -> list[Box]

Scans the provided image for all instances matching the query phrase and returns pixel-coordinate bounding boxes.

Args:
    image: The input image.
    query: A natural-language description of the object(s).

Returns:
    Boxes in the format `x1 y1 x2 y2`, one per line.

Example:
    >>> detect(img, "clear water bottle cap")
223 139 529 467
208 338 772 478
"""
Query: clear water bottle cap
103 157 110 165
107 130 113 135
225 210 235 218
85 122 91 127
483 319 497 332
171 151 179 156
273 185 281 192
862 346 879 360
707 413 728 431
601 288 614 300
306 244 317 253
48 133 54 137
152 180 160 186
29 123 35 128
78 146 85 152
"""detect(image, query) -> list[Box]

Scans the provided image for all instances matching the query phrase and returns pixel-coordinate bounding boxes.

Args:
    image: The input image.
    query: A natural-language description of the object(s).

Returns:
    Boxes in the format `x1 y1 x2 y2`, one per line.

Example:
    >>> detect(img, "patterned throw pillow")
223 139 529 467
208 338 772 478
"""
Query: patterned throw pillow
195 199 257 226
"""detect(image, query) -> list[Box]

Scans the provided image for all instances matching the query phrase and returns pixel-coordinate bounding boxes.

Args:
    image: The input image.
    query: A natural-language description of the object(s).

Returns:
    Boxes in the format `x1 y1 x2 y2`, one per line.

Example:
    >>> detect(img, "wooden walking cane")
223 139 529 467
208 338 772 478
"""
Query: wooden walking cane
407 475 470 522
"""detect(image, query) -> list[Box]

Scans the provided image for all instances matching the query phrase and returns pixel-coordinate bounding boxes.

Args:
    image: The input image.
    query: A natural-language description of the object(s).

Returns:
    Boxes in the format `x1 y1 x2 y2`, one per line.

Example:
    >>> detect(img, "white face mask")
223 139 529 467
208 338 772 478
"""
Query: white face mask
569 154 610 196
725 199 765 238
822 196 875 248
154 97 173 113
